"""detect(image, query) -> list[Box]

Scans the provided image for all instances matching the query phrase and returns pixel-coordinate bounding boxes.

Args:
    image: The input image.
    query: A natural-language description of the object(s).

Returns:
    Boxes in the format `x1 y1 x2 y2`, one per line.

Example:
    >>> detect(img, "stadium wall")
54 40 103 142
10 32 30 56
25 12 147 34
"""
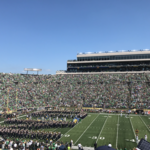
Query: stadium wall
56 71 150 74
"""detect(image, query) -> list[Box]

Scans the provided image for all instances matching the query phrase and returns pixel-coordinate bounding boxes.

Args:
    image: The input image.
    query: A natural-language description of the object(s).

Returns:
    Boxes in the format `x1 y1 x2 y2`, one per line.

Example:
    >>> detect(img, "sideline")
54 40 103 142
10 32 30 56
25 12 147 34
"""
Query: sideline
96 115 108 143
89 113 142 116
56 115 89 142
139 115 150 132
129 115 136 141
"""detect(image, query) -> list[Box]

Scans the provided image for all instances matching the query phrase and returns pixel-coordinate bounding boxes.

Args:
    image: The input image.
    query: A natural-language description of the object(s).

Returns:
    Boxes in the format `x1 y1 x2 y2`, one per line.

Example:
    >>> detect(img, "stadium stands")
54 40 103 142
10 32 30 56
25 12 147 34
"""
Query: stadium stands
0 73 150 111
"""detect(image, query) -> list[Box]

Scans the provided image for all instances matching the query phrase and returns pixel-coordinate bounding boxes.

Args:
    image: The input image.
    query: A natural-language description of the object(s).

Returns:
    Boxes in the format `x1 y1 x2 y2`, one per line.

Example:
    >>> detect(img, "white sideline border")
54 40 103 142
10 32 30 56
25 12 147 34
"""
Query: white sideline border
129 116 136 140
139 115 150 132
96 115 109 143
57 114 92 142
89 113 141 116
74 113 100 145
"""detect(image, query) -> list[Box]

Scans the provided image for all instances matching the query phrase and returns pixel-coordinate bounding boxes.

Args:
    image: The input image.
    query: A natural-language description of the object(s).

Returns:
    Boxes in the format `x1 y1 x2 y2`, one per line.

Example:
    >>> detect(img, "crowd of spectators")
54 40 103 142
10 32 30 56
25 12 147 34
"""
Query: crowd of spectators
0 138 72 150
0 73 150 111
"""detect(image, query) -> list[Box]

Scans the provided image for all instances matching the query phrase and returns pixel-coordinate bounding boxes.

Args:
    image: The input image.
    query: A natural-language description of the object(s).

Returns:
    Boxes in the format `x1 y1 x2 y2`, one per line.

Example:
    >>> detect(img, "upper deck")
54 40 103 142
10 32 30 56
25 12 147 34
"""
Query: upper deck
67 50 150 63
76 49 150 57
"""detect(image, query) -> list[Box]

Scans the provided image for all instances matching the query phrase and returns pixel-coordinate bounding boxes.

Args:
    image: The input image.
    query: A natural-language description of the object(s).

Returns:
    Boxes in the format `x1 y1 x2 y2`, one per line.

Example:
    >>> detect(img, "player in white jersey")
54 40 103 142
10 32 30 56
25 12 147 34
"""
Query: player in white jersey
120 111 122 117
145 134 147 141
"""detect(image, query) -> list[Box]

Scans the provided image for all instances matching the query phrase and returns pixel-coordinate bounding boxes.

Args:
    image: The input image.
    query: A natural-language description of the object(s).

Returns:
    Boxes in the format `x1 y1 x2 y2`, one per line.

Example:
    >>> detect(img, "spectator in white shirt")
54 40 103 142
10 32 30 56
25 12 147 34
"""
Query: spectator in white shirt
26 141 30 149
14 143 17 149
78 143 82 150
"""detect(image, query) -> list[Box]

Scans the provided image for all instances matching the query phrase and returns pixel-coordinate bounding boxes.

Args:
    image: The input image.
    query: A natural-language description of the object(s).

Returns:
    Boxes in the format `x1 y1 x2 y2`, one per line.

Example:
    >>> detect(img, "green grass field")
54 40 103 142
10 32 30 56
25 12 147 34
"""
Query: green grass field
59 113 150 149
2 113 150 150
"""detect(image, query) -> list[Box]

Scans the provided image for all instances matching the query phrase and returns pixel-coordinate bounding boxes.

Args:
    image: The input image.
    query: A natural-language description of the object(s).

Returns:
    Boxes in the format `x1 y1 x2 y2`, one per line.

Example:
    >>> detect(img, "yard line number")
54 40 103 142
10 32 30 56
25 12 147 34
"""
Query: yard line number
88 136 105 140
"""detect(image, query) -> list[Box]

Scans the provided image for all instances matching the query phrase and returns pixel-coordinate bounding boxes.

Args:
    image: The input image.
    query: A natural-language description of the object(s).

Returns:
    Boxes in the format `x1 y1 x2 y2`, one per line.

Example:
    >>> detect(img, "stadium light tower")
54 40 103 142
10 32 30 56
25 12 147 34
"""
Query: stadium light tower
24 68 42 74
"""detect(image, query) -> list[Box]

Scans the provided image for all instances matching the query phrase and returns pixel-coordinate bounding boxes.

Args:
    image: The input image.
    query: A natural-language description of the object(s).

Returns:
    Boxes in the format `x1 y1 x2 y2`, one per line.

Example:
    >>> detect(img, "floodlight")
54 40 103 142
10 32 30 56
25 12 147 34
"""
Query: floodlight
24 68 42 71
33 68 42 71
24 68 42 75
119 50 126 52
131 49 137 52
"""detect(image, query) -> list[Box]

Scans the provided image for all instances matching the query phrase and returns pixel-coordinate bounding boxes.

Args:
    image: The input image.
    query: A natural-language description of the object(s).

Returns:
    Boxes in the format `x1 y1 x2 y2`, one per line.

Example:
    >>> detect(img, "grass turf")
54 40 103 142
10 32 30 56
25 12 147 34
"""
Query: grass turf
2 113 150 149
60 113 150 149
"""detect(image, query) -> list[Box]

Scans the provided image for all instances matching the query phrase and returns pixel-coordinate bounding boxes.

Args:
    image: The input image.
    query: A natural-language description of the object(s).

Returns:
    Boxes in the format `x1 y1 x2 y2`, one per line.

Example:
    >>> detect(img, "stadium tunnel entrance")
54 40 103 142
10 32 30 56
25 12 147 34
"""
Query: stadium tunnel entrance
136 109 144 114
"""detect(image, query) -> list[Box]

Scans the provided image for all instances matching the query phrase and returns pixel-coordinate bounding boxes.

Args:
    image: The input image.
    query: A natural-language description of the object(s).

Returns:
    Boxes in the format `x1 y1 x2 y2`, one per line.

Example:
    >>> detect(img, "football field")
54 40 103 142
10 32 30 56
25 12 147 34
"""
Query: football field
59 113 150 149
1 113 150 149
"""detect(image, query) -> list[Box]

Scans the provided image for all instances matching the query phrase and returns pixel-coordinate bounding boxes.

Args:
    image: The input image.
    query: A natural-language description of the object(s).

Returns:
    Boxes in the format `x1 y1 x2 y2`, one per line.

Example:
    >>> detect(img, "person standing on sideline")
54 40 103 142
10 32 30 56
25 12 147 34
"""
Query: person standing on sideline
69 141 72 150
68 145 71 150
71 139 73 146
120 111 122 117
78 143 82 150
136 135 139 144
94 142 97 150
145 134 147 141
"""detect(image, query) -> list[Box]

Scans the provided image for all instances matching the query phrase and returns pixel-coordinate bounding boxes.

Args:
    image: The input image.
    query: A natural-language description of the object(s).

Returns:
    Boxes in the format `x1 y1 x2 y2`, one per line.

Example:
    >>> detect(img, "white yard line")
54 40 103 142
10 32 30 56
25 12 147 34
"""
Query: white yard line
96 115 108 143
56 117 86 142
0 121 4 124
89 113 141 116
74 114 100 145
17 115 27 119
116 115 119 148
139 115 150 132
52 128 58 132
0 114 27 124
56 126 77 142
53 128 57 132
0 110 41 124
129 116 136 139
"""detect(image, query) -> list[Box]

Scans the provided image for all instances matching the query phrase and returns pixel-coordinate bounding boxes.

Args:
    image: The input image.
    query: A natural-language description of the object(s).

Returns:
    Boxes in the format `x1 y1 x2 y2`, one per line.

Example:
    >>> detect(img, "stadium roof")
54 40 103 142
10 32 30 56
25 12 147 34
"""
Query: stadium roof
77 49 150 57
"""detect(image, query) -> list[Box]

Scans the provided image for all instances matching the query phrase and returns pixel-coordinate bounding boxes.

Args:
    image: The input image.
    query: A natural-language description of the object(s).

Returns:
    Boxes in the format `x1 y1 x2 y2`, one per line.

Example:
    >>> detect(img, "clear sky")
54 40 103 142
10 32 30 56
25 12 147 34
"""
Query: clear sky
0 0 150 74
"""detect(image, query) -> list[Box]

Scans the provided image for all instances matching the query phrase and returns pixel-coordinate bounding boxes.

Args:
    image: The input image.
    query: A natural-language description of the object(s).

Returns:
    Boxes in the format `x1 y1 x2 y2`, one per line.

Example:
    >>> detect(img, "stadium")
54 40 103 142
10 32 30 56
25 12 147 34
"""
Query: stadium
1 1 150 150
0 50 150 150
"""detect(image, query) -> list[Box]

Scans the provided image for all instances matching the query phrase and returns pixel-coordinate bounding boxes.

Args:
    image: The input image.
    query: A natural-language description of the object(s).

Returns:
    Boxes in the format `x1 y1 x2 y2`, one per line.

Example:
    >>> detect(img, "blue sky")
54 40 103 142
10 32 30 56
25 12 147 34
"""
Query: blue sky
0 0 150 74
